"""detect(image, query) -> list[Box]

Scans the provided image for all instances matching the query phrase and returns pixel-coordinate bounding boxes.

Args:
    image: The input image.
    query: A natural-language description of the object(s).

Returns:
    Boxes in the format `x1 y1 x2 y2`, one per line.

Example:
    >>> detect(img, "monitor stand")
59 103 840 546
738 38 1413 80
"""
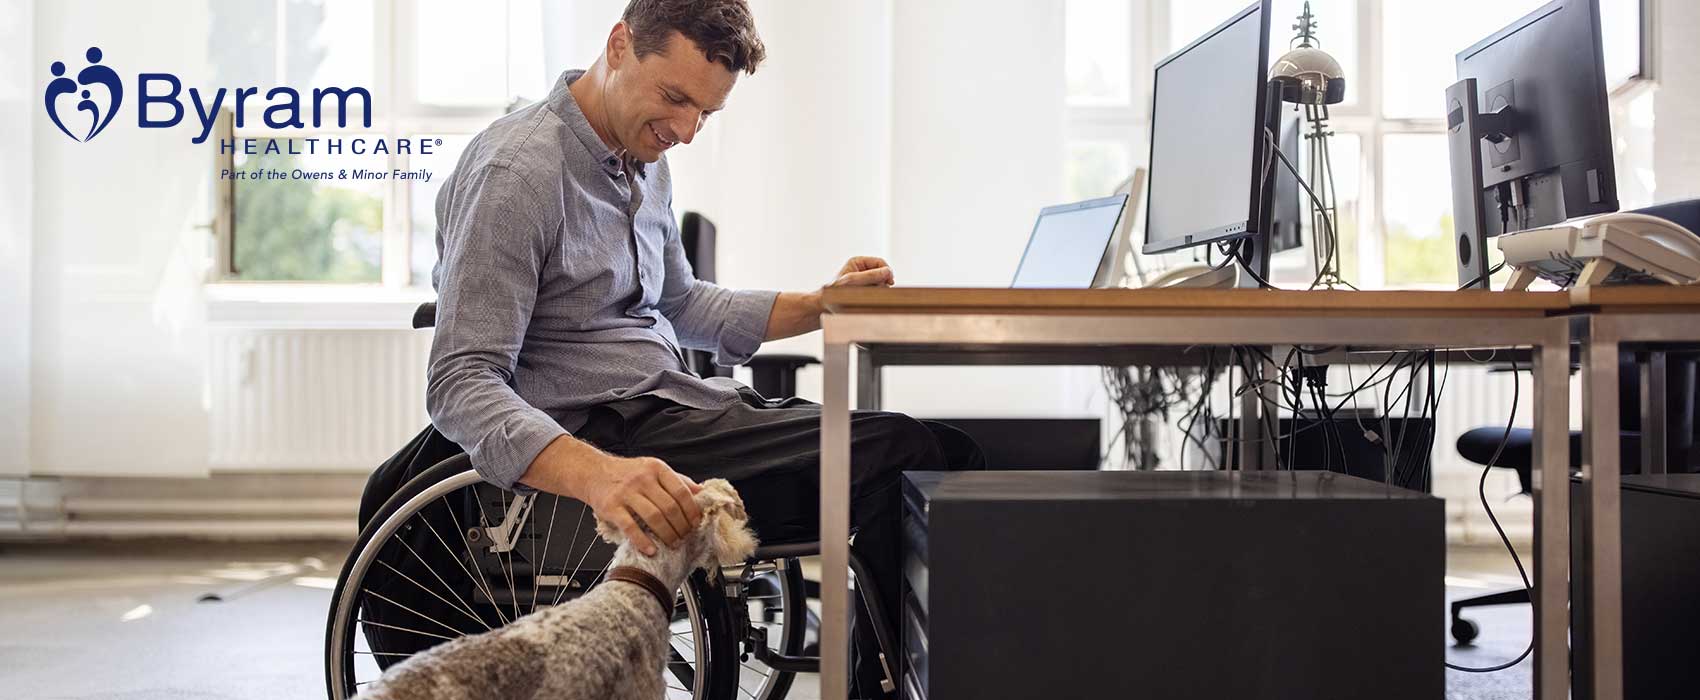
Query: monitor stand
1446 77 1520 290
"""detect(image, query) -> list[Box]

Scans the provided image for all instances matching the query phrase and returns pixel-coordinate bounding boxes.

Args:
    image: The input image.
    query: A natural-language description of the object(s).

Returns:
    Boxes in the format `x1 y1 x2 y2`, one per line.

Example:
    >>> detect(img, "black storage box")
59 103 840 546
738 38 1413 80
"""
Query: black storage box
900 470 1443 699
1572 473 1700 700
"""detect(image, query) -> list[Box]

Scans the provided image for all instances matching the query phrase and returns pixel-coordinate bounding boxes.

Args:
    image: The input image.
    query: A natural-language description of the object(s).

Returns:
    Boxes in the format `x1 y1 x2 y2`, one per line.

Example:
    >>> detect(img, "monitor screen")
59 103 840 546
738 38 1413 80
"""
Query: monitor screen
1144 1 1268 255
1011 195 1128 289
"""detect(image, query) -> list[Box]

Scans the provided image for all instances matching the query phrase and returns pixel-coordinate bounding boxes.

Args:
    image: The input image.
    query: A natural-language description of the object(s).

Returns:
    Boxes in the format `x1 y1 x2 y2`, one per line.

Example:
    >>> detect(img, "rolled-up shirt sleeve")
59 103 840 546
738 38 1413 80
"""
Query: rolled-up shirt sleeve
426 165 565 490
657 214 779 367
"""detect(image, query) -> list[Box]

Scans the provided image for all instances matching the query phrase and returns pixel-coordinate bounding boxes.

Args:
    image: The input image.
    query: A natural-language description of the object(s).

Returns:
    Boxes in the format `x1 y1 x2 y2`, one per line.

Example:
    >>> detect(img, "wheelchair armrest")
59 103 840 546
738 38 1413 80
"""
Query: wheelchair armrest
744 353 820 371
744 354 819 400
750 541 821 562
413 302 437 329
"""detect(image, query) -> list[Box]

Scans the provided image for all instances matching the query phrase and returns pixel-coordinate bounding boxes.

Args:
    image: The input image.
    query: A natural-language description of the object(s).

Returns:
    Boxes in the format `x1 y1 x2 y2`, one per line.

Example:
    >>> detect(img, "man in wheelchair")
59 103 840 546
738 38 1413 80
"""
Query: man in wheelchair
367 1 983 697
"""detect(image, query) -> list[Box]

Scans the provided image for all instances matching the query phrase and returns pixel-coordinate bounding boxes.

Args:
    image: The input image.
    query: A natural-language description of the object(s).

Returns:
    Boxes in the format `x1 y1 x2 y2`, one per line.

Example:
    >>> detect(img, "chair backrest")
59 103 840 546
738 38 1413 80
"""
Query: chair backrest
1630 198 1700 237
678 212 731 380
680 211 717 283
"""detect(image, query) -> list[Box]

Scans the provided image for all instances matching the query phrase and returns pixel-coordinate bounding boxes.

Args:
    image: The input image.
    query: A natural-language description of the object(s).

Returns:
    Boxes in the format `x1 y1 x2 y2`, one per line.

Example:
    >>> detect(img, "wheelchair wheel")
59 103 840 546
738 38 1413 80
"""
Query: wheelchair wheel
325 455 764 699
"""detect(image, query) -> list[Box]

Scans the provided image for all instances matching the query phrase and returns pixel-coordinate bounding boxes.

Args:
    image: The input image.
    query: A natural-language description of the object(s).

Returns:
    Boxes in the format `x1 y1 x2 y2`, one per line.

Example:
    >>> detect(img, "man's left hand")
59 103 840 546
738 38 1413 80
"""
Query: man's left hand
825 256 895 289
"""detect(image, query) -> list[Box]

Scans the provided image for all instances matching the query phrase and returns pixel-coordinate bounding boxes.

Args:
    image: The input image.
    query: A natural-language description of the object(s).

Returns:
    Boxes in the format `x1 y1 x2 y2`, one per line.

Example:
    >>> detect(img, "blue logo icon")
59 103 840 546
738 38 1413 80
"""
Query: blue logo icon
44 46 124 142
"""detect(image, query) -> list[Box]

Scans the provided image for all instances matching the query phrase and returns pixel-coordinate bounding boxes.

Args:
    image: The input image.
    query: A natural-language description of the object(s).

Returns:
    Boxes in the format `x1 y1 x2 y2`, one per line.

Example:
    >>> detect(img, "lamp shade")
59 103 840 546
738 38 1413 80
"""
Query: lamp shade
1270 46 1346 105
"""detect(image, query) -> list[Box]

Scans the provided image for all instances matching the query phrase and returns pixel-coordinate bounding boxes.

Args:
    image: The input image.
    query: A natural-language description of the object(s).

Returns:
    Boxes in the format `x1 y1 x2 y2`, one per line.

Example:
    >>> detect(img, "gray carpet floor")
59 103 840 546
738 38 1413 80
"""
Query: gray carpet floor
0 540 1539 699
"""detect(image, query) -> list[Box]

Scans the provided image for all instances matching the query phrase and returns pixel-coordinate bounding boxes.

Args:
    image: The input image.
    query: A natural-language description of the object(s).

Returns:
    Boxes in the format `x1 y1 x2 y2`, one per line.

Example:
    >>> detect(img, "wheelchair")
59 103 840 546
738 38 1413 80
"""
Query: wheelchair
324 304 898 700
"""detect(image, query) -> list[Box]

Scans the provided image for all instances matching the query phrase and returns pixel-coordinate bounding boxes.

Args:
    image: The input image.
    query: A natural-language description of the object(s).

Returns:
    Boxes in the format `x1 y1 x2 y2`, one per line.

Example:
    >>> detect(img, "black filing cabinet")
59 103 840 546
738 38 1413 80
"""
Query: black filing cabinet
900 470 1444 699
1572 474 1700 699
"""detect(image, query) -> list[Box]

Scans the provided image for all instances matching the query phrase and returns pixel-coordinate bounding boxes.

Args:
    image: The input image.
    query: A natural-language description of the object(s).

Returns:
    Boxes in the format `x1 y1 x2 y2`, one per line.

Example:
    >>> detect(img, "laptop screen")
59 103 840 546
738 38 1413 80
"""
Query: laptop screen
1011 194 1129 289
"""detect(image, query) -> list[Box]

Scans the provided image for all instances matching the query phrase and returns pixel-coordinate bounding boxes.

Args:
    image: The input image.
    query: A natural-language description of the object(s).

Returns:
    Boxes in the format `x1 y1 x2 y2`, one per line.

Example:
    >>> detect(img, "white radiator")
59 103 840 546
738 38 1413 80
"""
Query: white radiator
1428 363 1539 545
207 328 434 472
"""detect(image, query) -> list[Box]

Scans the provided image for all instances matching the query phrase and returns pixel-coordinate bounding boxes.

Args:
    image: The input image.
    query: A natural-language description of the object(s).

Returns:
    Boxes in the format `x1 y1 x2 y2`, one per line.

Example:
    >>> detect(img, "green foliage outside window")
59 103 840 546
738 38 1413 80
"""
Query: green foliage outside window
1383 213 1456 286
232 149 383 282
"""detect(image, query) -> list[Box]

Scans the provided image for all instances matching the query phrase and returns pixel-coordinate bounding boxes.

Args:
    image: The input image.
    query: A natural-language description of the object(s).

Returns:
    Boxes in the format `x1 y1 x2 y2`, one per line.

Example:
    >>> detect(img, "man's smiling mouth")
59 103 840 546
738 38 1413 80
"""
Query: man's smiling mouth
650 123 677 147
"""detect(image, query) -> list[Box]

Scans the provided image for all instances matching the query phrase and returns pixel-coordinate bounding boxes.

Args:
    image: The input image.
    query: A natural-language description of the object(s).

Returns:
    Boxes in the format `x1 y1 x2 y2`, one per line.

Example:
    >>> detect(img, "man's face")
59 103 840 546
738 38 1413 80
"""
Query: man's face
605 27 737 163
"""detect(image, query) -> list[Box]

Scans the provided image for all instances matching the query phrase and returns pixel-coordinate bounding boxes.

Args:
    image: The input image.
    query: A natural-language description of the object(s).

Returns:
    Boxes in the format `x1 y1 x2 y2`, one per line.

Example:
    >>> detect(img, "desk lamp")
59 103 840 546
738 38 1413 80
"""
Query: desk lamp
1268 1 1349 288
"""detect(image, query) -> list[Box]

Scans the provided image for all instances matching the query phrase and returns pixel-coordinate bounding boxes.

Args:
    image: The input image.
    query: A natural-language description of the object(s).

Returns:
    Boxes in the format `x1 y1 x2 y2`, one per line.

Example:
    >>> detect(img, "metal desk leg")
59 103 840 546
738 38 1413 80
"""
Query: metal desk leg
1236 350 1271 470
1582 331 1624 700
820 341 853 700
1533 341 1572 700
1639 350 1668 474
1260 352 1280 469
857 348 883 411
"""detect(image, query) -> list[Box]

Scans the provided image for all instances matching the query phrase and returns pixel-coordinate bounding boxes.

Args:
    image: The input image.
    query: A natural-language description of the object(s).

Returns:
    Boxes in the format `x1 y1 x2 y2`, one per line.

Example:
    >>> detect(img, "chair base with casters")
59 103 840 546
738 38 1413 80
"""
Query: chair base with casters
327 454 900 700
1449 428 1643 645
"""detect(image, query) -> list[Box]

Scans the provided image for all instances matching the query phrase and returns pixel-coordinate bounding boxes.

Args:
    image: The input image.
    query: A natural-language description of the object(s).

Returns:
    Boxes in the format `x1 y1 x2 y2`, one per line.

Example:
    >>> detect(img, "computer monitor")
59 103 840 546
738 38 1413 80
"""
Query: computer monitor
1143 0 1275 276
1447 0 1618 288
1268 110 1304 255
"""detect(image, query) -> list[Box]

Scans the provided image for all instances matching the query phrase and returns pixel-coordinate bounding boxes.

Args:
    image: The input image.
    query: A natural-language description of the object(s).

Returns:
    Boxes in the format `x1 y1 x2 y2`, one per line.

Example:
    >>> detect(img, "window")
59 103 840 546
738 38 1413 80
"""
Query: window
1063 0 1147 204
211 0 555 288
1375 0 1647 286
1067 0 1136 107
1066 0 1651 289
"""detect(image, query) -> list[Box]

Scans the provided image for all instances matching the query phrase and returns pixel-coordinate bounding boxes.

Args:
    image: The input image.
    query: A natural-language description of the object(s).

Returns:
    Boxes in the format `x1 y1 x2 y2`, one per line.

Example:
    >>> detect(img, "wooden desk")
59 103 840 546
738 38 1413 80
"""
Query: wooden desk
824 286 1568 316
814 287 1574 700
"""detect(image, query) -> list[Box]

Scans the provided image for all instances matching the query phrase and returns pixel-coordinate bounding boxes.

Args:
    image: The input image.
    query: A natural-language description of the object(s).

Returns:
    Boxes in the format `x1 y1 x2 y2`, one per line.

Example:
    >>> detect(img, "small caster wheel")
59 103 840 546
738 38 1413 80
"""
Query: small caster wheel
1451 617 1480 646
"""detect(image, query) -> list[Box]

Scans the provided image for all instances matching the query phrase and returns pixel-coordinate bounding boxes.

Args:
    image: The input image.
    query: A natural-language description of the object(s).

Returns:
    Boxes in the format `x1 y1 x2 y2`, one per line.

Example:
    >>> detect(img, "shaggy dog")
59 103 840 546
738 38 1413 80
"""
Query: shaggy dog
354 479 758 700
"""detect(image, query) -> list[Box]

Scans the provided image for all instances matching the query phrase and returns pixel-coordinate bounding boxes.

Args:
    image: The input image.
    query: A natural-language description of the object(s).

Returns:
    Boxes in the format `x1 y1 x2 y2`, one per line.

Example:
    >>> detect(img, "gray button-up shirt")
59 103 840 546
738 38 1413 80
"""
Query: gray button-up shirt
427 69 780 490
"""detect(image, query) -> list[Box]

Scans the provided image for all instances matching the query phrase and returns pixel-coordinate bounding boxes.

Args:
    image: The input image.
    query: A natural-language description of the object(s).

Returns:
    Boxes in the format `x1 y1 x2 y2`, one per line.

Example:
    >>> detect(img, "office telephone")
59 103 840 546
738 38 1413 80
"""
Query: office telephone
1500 211 1700 291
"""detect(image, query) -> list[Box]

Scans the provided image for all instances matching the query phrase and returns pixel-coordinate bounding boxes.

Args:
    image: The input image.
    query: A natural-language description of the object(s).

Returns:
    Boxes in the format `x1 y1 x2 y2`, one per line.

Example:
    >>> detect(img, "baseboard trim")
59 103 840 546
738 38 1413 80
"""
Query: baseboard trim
0 472 365 541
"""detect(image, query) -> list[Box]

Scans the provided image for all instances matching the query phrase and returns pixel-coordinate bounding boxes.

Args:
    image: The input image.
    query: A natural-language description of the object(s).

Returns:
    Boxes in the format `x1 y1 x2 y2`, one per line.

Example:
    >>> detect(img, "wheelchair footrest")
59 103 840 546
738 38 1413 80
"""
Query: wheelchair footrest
748 626 820 674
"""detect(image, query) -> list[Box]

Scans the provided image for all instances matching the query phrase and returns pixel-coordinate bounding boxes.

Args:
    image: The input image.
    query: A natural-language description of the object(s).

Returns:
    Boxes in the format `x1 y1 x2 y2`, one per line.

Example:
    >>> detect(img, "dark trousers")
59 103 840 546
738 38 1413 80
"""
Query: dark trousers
574 386 986 698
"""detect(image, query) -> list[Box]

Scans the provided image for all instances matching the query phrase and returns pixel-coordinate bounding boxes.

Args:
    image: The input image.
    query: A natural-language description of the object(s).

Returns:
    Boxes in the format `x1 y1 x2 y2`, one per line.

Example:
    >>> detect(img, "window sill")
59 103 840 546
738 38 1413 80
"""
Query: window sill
205 283 434 329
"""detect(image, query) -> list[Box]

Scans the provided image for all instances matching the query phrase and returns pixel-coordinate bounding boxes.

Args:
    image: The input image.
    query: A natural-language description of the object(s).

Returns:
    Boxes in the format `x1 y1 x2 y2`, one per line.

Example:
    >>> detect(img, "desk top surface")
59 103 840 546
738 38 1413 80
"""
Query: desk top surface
822 287 1570 317
1568 285 1700 311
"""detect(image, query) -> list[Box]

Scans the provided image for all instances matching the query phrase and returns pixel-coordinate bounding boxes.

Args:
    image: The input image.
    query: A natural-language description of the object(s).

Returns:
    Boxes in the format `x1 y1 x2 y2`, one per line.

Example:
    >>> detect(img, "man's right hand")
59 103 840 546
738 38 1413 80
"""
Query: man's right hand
520 436 703 557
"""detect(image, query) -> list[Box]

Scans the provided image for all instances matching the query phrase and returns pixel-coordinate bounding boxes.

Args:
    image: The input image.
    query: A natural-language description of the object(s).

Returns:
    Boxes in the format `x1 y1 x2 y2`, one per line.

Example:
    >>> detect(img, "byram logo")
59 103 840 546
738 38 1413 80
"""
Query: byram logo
43 45 375 145
45 46 123 142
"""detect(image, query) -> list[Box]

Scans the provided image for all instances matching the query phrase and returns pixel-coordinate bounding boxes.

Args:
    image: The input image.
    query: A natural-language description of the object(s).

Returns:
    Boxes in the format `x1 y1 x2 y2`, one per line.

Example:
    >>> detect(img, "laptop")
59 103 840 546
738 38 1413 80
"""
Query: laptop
1010 193 1131 288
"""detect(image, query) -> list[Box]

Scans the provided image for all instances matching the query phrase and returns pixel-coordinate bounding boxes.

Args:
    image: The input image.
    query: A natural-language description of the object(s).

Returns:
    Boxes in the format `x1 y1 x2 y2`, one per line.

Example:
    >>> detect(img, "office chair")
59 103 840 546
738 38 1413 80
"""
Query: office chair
679 212 819 397
1449 353 1698 643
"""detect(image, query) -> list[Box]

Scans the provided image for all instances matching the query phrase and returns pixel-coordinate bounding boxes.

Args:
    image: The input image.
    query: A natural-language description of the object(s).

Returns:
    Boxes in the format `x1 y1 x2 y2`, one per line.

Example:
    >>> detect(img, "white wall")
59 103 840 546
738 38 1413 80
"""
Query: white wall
30 0 214 476
669 0 894 325
595 0 1092 420
1653 0 1700 201
0 0 32 478
883 0 1094 419
672 0 895 409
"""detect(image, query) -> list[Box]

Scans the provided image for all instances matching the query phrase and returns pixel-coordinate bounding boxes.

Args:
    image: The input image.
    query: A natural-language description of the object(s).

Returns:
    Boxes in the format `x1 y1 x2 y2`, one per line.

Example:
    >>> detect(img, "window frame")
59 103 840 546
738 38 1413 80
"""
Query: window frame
209 0 521 292
1065 0 1657 289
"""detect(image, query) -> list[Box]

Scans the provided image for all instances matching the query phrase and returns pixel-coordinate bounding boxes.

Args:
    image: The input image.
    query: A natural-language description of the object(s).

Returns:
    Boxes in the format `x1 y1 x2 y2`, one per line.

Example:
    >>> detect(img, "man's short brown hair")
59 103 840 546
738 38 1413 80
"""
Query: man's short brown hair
622 0 766 75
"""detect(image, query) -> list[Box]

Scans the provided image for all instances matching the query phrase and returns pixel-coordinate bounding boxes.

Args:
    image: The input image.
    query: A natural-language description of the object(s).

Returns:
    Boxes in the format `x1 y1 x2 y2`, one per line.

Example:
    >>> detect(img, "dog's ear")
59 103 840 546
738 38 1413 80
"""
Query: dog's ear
694 480 758 566
707 506 758 566
594 515 625 546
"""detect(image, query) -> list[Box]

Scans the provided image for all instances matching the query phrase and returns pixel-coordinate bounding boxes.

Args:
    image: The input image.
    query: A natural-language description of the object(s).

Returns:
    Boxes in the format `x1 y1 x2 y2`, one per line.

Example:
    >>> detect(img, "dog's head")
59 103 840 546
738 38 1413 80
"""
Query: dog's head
596 478 758 572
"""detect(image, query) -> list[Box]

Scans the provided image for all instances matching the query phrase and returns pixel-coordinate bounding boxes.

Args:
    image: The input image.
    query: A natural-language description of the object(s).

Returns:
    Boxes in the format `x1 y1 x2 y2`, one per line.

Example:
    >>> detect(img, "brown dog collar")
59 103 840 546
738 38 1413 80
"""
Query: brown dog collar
604 566 674 614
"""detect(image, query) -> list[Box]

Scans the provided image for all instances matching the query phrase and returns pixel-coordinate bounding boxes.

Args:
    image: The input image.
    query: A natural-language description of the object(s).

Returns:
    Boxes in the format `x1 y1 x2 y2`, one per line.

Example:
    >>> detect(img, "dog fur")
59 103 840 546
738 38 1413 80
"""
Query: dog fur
353 478 758 700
